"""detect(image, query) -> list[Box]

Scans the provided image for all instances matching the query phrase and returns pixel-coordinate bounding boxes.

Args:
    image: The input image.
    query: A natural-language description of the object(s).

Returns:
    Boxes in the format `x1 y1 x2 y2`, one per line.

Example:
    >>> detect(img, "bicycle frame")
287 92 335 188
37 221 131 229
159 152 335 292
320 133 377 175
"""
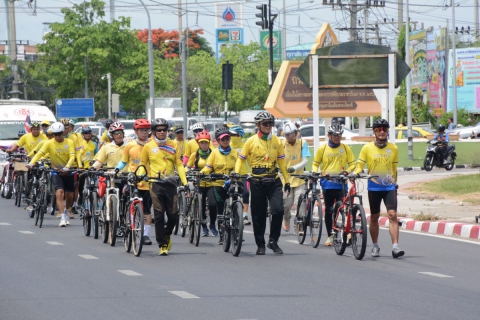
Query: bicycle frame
105 173 120 223
332 177 363 235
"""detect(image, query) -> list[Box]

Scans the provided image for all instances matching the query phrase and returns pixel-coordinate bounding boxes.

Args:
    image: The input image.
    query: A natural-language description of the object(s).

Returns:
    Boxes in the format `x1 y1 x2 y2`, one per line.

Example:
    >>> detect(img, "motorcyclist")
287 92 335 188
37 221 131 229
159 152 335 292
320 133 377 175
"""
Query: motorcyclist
433 124 452 164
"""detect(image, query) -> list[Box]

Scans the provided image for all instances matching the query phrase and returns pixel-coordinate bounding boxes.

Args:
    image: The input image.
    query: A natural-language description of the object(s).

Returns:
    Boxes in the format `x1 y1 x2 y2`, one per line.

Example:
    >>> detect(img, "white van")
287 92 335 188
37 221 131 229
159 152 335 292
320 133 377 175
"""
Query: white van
0 99 57 148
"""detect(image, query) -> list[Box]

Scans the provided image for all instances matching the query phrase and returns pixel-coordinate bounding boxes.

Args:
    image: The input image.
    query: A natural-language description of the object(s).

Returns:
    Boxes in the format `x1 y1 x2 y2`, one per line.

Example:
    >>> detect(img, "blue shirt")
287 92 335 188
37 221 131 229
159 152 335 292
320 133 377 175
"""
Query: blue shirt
434 133 449 143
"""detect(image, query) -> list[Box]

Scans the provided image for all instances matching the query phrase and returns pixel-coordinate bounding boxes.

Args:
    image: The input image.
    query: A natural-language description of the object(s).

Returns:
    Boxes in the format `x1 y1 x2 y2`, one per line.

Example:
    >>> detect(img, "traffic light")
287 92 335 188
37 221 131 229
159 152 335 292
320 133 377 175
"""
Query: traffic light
256 4 268 30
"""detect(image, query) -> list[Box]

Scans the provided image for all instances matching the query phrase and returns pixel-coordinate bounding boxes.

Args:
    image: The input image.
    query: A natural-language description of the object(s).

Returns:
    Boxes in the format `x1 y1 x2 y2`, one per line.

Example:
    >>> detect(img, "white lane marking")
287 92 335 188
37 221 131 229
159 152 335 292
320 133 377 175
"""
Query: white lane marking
78 254 99 260
19 231 34 234
0 222 11 226
398 229 480 246
243 230 253 233
168 291 199 299
46 241 63 245
118 270 142 276
286 240 299 244
419 272 453 278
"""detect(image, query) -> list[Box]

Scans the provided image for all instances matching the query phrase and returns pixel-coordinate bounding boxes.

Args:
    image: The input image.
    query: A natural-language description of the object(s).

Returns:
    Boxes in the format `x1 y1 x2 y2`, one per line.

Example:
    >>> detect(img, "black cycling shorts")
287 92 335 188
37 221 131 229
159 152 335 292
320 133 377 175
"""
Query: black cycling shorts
368 190 397 214
138 189 152 215
52 173 75 193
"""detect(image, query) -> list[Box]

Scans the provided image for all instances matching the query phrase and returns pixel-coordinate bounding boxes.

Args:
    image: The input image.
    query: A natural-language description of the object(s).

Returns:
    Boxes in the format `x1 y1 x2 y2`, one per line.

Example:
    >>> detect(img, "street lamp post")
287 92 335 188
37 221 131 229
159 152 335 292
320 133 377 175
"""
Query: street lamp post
196 87 201 122
138 0 155 121
166 37 188 132
106 73 111 119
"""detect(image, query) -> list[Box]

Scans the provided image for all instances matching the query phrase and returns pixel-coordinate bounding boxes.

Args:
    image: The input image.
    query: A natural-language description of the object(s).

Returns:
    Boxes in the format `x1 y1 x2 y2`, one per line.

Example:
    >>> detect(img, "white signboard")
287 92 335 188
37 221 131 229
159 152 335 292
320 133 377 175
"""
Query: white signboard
215 2 243 28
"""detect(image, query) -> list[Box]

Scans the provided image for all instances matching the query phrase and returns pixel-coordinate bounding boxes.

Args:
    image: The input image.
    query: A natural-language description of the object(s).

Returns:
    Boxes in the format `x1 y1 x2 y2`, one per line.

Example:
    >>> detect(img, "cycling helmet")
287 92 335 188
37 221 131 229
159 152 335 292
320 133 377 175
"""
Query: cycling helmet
174 125 184 133
108 122 124 133
254 111 275 123
50 122 65 134
328 123 344 135
437 124 446 133
82 126 92 134
150 118 168 131
191 122 205 132
60 118 70 125
196 131 211 143
215 127 231 141
372 118 390 129
229 125 245 137
30 121 41 128
46 126 53 135
283 122 297 135
105 119 113 128
134 118 150 130
68 119 75 126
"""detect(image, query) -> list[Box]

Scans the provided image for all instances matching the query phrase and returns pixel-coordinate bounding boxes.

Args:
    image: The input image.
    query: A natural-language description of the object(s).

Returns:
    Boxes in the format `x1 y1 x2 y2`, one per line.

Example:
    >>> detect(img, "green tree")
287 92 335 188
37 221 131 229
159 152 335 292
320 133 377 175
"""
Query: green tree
37 0 174 117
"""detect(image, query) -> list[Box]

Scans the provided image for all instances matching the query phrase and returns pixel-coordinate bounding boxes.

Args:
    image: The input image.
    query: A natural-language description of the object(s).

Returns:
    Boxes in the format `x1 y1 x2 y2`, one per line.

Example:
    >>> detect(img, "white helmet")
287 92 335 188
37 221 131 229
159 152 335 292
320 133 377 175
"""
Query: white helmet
50 122 65 134
68 119 75 126
283 121 297 135
191 123 205 132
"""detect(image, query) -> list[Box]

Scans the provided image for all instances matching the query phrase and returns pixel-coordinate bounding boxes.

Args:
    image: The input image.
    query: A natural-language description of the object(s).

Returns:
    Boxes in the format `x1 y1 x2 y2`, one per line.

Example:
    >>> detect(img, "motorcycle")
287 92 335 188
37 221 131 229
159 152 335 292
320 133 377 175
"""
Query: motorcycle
423 139 456 171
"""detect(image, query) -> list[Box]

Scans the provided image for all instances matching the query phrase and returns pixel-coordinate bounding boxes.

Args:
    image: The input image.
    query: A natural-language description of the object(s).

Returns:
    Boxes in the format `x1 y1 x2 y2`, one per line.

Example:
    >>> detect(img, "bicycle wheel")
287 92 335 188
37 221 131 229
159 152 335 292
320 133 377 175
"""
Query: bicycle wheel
39 189 47 228
4 171 13 199
310 196 323 248
333 201 347 255
295 196 307 244
231 201 244 257
123 206 132 252
193 194 202 247
91 193 99 239
132 202 145 257
222 202 231 252
108 197 118 246
351 204 367 260
178 191 187 237
27 184 37 218
82 198 91 236
14 173 23 207
101 197 109 244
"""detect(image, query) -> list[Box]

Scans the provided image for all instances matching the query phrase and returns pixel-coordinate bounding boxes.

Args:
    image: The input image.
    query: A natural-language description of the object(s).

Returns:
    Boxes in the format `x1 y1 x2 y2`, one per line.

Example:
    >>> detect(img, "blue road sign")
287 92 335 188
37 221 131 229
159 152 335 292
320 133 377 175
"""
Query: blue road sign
56 98 95 118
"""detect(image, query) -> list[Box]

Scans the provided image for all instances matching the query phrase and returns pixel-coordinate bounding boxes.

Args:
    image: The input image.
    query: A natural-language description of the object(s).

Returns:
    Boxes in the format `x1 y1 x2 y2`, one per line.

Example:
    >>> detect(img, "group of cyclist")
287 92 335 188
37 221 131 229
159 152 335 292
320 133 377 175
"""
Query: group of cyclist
3 111 404 259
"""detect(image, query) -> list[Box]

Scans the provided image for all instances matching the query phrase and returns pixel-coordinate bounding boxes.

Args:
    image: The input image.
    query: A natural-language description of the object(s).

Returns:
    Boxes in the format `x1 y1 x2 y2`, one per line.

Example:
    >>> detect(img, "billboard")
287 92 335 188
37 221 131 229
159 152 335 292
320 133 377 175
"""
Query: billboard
215 2 243 28
259 30 282 62
447 47 480 113
409 30 427 90
56 98 95 118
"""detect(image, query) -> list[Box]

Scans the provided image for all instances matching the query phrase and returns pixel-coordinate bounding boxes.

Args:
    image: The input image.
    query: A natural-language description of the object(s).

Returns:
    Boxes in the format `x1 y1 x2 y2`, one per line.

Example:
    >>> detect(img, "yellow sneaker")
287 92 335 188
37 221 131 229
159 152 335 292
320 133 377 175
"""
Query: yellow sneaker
158 245 169 256
57 212 61 218
69 212 74 219
166 235 172 251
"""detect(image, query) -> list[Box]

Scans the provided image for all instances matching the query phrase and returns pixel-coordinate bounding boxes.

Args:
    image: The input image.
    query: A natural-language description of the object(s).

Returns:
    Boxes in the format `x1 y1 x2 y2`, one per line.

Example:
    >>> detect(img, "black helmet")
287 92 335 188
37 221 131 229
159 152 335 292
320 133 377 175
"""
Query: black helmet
437 124 446 133
31 121 41 128
215 127 231 140
174 125 184 133
151 118 168 131
105 119 113 128
254 111 275 124
82 126 92 134
372 119 390 129
327 123 344 135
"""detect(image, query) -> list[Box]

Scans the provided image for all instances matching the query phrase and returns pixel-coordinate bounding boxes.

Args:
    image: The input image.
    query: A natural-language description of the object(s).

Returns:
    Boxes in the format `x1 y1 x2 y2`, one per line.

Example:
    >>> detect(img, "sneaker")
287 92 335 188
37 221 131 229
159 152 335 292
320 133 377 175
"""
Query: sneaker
371 246 380 257
57 212 61 218
202 225 209 237
256 245 266 255
65 210 70 225
158 245 168 256
346 233 352 247
143 235 152 245
59 215 67 227
243 216 251 225
267 240 283 254
209 225 218 236
392 247 405 258
282 219 290 232
218 239 223 245
69 212 74 219
324 235 334 246
166 235 172 251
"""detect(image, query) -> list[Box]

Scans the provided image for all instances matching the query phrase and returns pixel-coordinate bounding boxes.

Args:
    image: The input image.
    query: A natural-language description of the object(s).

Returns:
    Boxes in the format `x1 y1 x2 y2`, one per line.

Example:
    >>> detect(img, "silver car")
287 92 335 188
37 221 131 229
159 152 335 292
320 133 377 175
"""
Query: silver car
446 121 480 139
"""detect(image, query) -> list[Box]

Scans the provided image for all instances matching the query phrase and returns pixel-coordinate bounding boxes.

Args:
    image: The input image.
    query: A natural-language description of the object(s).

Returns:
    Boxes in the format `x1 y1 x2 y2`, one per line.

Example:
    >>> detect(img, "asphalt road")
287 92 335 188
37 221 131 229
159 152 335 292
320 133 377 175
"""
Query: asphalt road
1 194 480 320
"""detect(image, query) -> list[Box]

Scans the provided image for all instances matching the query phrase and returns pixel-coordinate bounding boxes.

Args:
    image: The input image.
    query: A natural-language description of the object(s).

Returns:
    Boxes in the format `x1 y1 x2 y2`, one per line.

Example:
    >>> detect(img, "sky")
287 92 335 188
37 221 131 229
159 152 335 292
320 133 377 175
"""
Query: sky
0 0 479 52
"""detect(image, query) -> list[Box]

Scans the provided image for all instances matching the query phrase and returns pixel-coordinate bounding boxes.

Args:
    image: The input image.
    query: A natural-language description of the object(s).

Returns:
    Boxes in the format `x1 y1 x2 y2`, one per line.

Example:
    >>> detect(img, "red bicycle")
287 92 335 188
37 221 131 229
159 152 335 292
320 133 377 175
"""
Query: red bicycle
328 173 376 260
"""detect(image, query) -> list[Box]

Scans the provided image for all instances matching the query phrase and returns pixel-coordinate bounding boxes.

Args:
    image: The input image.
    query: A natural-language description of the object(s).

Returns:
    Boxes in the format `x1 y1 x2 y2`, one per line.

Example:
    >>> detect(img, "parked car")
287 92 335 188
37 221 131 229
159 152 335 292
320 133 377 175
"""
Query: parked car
203 120 224 141
446 121 480 139
295 124 358 145
74 126 106 138
73 122 104 132
395 125 434 139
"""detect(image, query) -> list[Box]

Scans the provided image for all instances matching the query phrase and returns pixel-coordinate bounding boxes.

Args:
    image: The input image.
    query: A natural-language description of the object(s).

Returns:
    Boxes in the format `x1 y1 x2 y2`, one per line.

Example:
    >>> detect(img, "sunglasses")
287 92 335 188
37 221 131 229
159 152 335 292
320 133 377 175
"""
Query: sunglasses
220 136 231 142
374 127 389 133
193 129 203 133
260 122 274 127
155 128 168 132
175 131 184 134
330 133 342 137
112 131 124 136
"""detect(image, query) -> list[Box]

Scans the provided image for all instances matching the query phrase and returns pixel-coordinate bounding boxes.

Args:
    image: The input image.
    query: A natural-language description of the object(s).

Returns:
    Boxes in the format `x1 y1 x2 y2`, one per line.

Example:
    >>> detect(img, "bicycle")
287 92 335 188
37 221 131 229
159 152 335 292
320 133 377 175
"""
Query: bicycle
291 172 323 248
118 165 147 257
181 171 203 247
1 152 25 199
102 170 122 246
13 160 29 208
327 173 375 260
173 174 185 236
209 173 248 257
79 169 106 238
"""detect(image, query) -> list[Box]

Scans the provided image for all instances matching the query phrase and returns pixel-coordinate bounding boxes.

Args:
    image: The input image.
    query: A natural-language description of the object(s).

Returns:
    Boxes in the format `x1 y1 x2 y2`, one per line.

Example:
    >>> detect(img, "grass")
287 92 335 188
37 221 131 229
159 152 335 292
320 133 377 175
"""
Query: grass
411 212 443 221
410 173 480 205
305 141 480 170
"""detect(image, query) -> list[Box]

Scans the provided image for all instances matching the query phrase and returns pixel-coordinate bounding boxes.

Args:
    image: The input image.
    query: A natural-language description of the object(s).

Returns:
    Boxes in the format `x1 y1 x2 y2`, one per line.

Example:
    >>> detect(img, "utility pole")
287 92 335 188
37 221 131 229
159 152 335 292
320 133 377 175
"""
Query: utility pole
363 6 368 42
406 0 413 160
178 0 187 132
110 0 115 22
350 0 357 41
83 0 88 102
476 0 479 38
282 0 286 61
398 0 403 31
8 0 20 99
452 0 458 126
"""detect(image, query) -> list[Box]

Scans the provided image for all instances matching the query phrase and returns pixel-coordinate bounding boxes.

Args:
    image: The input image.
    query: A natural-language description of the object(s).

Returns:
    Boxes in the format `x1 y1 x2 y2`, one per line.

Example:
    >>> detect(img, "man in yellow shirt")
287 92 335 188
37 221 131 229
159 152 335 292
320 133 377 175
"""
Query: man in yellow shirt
76 126 99 209
234 111 291 255
281 122 311 233
41 119 50 135
99 119 114 149
312 123 356 246
172 125 187 161
114 119 153 245
354 119 404 259
91 122 127 171
29 122 76 227
7 121 46 154
140 118 188 256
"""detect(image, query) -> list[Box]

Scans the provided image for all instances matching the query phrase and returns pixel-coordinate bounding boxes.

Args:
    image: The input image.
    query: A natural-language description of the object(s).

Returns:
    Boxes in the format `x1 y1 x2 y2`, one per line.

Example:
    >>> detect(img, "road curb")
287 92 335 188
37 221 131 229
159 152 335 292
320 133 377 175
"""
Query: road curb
366 214 480 240
393 164 472 172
